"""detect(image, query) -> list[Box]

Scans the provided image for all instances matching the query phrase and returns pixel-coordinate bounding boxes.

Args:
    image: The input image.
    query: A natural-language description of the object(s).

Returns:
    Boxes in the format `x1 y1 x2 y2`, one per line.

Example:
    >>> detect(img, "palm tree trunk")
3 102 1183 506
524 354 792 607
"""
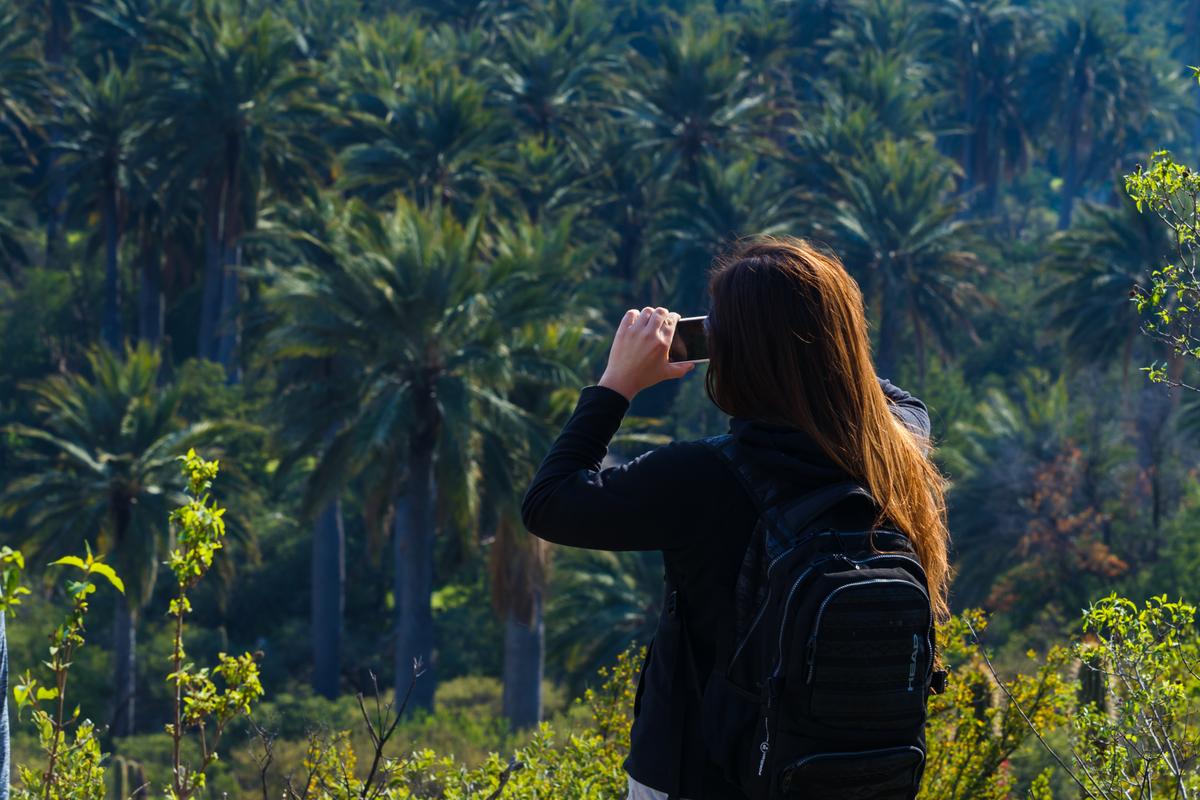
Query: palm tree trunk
214 242 241 377
198 175 224 361
875 280 902 379
1133 374 1177 538
42 0 69 270
311 496 345 700
101 180 121 350
961 60 978 199
1058 74 1087 231
214 138 242 378
1058 134 1080 231
110 593 137 738
136 235 163 346
501 590 543 731
393 437 437 712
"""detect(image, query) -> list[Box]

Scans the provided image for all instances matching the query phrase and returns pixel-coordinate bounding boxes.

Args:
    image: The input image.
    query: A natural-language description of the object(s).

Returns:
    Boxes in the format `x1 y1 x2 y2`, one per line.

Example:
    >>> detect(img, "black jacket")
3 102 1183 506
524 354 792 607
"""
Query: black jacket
521 379 930 799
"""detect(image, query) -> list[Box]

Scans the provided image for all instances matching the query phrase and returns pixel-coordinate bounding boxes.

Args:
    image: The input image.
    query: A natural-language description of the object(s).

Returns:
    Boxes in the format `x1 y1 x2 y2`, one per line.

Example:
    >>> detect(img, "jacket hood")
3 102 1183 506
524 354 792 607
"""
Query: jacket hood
727 416 851 484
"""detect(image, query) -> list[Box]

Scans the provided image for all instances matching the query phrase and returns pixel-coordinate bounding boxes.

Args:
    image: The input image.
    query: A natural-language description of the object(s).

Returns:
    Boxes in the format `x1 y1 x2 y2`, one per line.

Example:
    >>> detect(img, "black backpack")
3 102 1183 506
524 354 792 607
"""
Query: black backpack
666 434 947 800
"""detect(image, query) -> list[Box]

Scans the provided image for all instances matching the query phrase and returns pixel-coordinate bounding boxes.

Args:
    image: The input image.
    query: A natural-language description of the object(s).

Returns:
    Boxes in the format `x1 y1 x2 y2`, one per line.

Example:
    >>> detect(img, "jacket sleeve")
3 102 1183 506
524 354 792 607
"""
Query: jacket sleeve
878 377 932 448
520 385 719 552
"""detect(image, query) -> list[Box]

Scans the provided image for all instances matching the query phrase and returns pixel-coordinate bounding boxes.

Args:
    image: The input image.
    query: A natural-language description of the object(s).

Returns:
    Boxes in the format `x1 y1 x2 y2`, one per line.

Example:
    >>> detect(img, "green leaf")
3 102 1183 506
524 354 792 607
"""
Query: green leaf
88 562 125 594
48 555 87 570
36 686 59 701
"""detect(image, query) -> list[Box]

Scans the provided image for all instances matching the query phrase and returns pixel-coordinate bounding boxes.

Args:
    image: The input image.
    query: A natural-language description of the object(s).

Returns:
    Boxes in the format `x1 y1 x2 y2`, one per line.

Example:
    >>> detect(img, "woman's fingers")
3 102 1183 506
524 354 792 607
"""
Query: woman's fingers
663 360 696 378
599 305 692 400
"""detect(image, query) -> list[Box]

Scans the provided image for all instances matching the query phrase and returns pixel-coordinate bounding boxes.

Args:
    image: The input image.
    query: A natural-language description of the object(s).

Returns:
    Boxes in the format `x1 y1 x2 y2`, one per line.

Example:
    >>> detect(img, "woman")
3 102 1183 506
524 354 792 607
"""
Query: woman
521 236 950 800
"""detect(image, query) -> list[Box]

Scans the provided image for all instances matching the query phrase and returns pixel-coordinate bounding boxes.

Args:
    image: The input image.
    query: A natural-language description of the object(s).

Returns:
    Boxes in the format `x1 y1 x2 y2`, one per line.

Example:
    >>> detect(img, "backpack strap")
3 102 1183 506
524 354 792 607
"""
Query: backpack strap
703 434 876 559
662 583 705 800
700 434 881 669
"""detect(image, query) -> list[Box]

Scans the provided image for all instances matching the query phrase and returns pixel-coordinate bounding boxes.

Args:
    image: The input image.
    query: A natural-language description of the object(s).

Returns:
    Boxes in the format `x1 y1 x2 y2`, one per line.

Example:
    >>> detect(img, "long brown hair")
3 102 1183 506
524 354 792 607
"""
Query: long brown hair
705 236 952 619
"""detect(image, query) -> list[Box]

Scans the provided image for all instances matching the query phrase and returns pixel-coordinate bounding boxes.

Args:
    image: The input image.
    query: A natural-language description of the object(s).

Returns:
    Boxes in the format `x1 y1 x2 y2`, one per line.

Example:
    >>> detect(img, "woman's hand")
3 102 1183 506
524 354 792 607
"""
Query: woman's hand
597 307 696 401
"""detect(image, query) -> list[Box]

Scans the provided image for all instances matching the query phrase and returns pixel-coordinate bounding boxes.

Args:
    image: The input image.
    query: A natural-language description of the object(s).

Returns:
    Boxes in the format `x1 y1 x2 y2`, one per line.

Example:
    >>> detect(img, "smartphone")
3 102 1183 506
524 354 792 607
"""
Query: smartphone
668 316 710 363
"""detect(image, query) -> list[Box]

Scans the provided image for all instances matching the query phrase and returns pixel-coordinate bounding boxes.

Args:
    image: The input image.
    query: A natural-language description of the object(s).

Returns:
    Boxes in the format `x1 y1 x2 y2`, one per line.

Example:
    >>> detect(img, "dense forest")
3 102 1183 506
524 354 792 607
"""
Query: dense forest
2 0 1200 795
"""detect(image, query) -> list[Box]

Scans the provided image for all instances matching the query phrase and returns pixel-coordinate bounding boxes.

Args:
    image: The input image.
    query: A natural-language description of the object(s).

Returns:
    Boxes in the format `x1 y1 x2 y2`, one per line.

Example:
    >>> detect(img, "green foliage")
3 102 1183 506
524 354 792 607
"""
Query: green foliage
165 449 264 800
286 644 640 799
11 547 123 800
920 610 1074 800
547 548 662 692
1071 595 1200 797
0 344 223 609
5 0 1200 794
1125 149 1200 387
0 545 29 615
13 719 107 800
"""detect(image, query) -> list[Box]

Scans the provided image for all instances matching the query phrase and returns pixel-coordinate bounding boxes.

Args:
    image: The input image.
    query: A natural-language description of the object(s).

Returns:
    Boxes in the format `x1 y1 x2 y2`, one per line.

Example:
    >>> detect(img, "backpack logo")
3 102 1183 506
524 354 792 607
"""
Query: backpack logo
908 633 920 692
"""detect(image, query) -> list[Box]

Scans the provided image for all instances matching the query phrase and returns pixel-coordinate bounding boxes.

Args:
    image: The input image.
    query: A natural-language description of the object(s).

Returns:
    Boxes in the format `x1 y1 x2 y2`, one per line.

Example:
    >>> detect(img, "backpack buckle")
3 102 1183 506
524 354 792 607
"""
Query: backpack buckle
931 669 949 695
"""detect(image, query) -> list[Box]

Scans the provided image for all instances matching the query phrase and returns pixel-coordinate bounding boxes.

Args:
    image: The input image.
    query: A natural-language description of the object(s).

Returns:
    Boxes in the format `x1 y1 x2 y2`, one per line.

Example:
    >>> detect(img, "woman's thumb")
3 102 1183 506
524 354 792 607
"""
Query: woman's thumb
665 361 697 379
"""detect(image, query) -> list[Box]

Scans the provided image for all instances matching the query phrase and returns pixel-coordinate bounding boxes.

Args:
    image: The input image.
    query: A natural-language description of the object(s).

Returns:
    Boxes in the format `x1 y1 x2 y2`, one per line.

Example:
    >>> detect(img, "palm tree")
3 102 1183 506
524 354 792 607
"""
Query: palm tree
1028 2 1169 229
257 198 366 700
0 344 221 736
732 0 798 97
485 317 590 731
1040 197 1174 383
0 0 41 278
825 0 937 70
494 136 595 227
261 197 585 711
782 79 919 201
484 0 620 155
547 547 663 695
0 163 35 279
268 354 356 701
337 64 503 216
830 137 989 381
943 370 1130 619
1041 196 1184 531
56 62 144 350
0 0 42 167
620 14 769 183
404 0 518 31
273 0 360 64
146 4 328 368
36 0 78 269
651 153 803 309
489 503 550 731
585 134 665 308
929 0 1034 212
326 15 429 100
75 0 176 71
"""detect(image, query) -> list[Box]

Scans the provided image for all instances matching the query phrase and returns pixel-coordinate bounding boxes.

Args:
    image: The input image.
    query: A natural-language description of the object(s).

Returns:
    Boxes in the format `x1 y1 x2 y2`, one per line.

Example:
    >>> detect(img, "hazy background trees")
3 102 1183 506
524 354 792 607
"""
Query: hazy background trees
1 0 1198 793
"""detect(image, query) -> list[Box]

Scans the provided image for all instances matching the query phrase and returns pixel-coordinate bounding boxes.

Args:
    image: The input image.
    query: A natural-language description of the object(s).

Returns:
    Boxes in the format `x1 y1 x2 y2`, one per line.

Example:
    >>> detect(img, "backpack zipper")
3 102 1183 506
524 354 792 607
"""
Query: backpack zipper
756 714 770 776
742 550 932 680
854 553 935 686
736 535 910 660
727 543 812 666
852 553 927 580
803 579 932 684
785 745 925 771
768 554 857 680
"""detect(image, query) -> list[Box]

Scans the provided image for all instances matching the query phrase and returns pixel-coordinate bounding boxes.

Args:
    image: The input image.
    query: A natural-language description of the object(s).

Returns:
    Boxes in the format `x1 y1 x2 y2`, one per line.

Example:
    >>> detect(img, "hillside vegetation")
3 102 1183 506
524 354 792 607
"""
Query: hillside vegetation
2 0 1200 796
